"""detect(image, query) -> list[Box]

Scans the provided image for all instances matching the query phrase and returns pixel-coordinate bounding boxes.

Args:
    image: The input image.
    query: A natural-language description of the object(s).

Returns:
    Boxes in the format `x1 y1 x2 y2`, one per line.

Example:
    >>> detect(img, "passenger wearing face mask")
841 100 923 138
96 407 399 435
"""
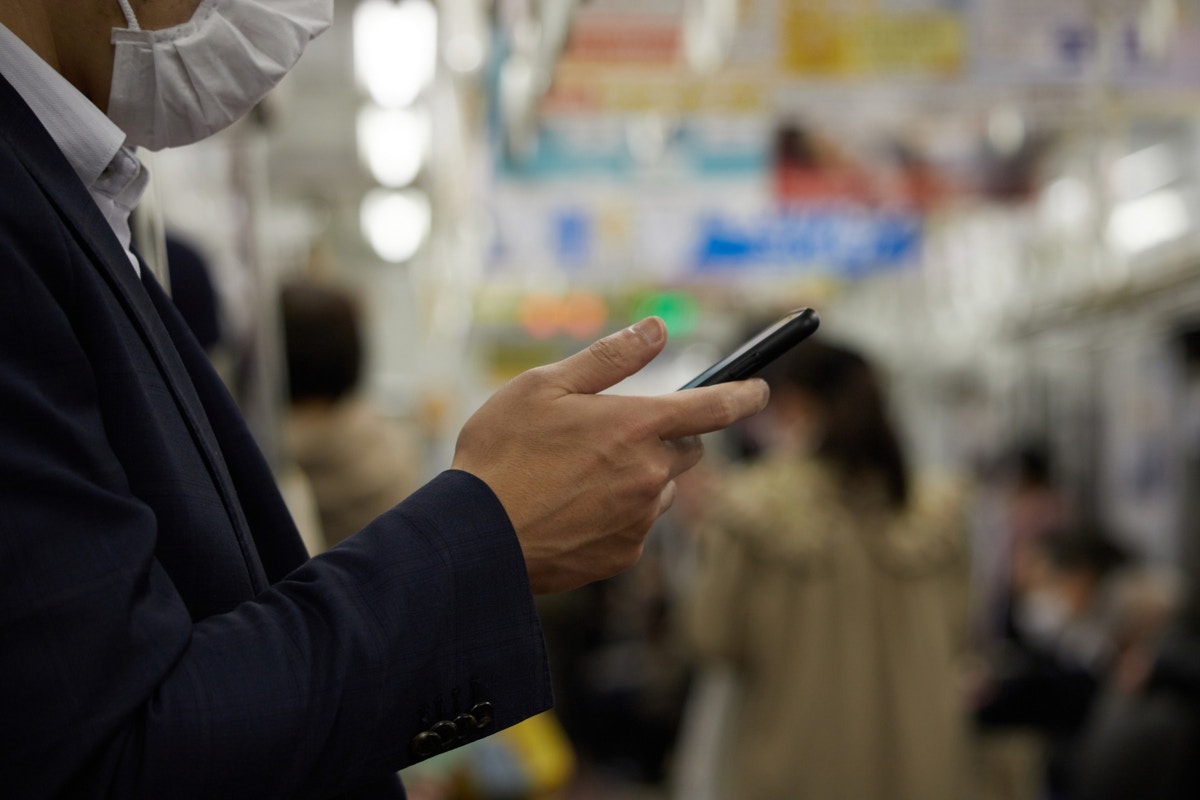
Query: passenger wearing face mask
0 2 770 798
974 528 1131 799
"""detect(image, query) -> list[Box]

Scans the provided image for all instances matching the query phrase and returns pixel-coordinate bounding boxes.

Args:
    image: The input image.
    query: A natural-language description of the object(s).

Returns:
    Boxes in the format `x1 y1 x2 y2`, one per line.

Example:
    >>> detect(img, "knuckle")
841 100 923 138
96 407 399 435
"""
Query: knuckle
506 366 557 400
587 336 627 370
616 539 646 573
625 414 660 444
512 366 548 390
629 479 659 506
642 461 673 494
708 391 738 427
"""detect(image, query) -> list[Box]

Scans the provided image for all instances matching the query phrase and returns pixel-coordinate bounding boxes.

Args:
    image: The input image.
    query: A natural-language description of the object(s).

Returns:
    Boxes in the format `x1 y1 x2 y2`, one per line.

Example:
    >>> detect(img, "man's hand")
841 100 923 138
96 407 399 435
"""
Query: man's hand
452 317 769 594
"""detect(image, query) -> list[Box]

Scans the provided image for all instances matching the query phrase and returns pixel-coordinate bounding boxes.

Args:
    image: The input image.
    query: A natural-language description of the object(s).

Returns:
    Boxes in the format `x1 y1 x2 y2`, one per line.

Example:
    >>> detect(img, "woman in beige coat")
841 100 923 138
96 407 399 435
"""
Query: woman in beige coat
686 339 970 800
281 281 423 550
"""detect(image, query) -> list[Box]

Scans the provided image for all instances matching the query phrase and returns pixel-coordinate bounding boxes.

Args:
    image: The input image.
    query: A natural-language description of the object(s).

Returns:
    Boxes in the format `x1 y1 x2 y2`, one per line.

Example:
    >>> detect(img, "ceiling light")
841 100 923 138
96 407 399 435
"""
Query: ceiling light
353 0 438 108
357 105 430 187
361 188 432 263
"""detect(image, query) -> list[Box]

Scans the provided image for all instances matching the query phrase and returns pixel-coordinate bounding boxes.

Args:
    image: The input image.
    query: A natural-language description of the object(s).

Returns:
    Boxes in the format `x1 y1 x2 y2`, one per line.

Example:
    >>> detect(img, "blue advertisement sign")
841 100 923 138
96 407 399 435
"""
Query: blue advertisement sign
693 210 923 277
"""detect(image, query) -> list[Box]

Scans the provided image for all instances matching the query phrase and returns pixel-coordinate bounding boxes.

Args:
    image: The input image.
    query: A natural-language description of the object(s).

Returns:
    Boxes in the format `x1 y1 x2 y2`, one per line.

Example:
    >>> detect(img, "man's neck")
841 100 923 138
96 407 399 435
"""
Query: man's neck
0 1 119 112
0 2 59 72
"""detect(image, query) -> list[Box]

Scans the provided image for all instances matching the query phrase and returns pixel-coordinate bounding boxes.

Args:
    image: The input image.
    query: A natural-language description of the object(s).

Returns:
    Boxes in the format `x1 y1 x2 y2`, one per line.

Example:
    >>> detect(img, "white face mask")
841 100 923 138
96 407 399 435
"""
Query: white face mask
108 0 333 150
1015 589 1071 649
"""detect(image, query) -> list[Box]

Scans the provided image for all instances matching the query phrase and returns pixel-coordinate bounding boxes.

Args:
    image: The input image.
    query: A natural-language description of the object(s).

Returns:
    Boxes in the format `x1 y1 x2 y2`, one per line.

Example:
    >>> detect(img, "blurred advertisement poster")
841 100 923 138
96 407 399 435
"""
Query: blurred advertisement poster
973 0 1200 87
488 111 935 282
560 0 682 64
485 179 922 283
780 0 965 77
691 208 922 276
542 65 770 116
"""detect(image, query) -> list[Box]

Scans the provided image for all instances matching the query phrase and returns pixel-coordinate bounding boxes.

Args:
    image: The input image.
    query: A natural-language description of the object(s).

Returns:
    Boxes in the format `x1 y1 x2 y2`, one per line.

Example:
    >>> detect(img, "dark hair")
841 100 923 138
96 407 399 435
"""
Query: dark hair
1009 441 1053 487
761 338 910 509
774 123 821 168
280 282 363 403
1040 527 1131 577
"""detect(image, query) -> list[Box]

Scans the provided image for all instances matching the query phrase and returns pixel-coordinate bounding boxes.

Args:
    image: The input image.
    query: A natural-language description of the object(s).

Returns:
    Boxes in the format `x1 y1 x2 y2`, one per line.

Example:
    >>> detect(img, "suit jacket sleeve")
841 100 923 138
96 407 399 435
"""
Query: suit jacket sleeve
0 195 553 798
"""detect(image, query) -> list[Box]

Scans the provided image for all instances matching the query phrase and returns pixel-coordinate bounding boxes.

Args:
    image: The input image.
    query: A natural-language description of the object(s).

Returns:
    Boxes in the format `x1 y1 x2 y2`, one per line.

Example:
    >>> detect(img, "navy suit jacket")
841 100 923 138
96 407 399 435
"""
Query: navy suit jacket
0 74 551 798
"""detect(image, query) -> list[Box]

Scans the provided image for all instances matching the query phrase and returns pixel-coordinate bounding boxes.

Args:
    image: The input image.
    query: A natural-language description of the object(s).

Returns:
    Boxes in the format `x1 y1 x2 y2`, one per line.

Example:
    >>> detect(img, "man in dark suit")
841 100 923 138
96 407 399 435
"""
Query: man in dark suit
0 1 769 797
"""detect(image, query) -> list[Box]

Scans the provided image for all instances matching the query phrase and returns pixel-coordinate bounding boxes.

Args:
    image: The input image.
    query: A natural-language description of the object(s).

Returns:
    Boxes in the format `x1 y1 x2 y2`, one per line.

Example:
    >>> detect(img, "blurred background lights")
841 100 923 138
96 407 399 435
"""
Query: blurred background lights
360 188 432 263
682 0 738 75
561 291 608 340
986 106 1026 156
1039 176 1094 233
445 33 486 74
631 291 701 337
1110 143 1179 200
357 106 430 187
626 114 673 166
353 0 438 109
518 292 563 339
1107 189 1190 254
516 291 609 340
439 0 489 74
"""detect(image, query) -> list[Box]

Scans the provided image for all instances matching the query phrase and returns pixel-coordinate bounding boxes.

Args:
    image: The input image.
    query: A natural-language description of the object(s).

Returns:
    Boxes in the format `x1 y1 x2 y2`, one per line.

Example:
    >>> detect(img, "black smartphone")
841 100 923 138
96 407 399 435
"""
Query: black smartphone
678 308 820 390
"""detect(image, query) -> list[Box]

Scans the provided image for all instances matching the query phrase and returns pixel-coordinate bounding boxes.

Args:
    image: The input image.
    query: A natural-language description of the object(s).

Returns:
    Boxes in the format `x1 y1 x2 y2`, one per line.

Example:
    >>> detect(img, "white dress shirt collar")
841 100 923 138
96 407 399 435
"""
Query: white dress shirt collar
0 21 147 277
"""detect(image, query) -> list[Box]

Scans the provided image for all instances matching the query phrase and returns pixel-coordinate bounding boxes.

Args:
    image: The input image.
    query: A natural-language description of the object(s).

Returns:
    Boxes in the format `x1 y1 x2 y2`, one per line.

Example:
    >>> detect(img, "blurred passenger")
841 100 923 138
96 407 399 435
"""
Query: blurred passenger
685 338 970 800
1071 570 1198 800
1005 447 1074 621
162 230 251 390
546 533 691 788
280 280 423 550
165 233 223 355
972 443 1074 654
973 527 1132 799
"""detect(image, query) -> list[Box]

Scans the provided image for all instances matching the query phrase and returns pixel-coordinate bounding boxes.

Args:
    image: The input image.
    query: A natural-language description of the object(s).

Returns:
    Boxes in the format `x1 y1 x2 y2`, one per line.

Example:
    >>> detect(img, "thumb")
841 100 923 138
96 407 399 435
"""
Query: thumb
547 317 667 395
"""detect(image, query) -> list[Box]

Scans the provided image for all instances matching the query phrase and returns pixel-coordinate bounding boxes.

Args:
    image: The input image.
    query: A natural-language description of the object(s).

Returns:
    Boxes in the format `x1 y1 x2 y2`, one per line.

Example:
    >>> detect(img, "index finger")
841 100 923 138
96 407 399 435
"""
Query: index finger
654 379 770 440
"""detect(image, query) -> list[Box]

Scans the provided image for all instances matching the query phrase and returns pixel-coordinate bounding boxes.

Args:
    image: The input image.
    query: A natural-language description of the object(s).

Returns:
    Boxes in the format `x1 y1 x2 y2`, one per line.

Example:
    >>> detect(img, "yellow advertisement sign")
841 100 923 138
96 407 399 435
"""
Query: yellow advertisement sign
782 7 964 77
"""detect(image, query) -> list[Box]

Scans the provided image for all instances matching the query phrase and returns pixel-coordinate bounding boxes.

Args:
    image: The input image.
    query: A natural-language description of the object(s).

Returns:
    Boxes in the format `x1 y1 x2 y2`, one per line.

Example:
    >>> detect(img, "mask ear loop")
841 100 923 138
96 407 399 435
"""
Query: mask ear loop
117 0 141 30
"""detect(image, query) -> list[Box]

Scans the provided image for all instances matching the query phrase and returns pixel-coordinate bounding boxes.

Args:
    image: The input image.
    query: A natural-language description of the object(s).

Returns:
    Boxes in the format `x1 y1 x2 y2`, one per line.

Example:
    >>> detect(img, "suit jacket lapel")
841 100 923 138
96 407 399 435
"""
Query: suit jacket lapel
0 74 270 592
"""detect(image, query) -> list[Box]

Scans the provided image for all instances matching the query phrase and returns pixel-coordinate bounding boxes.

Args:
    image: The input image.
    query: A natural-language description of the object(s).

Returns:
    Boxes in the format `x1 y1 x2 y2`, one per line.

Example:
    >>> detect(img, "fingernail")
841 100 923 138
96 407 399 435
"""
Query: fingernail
752 378 770 408
630 317 664 345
